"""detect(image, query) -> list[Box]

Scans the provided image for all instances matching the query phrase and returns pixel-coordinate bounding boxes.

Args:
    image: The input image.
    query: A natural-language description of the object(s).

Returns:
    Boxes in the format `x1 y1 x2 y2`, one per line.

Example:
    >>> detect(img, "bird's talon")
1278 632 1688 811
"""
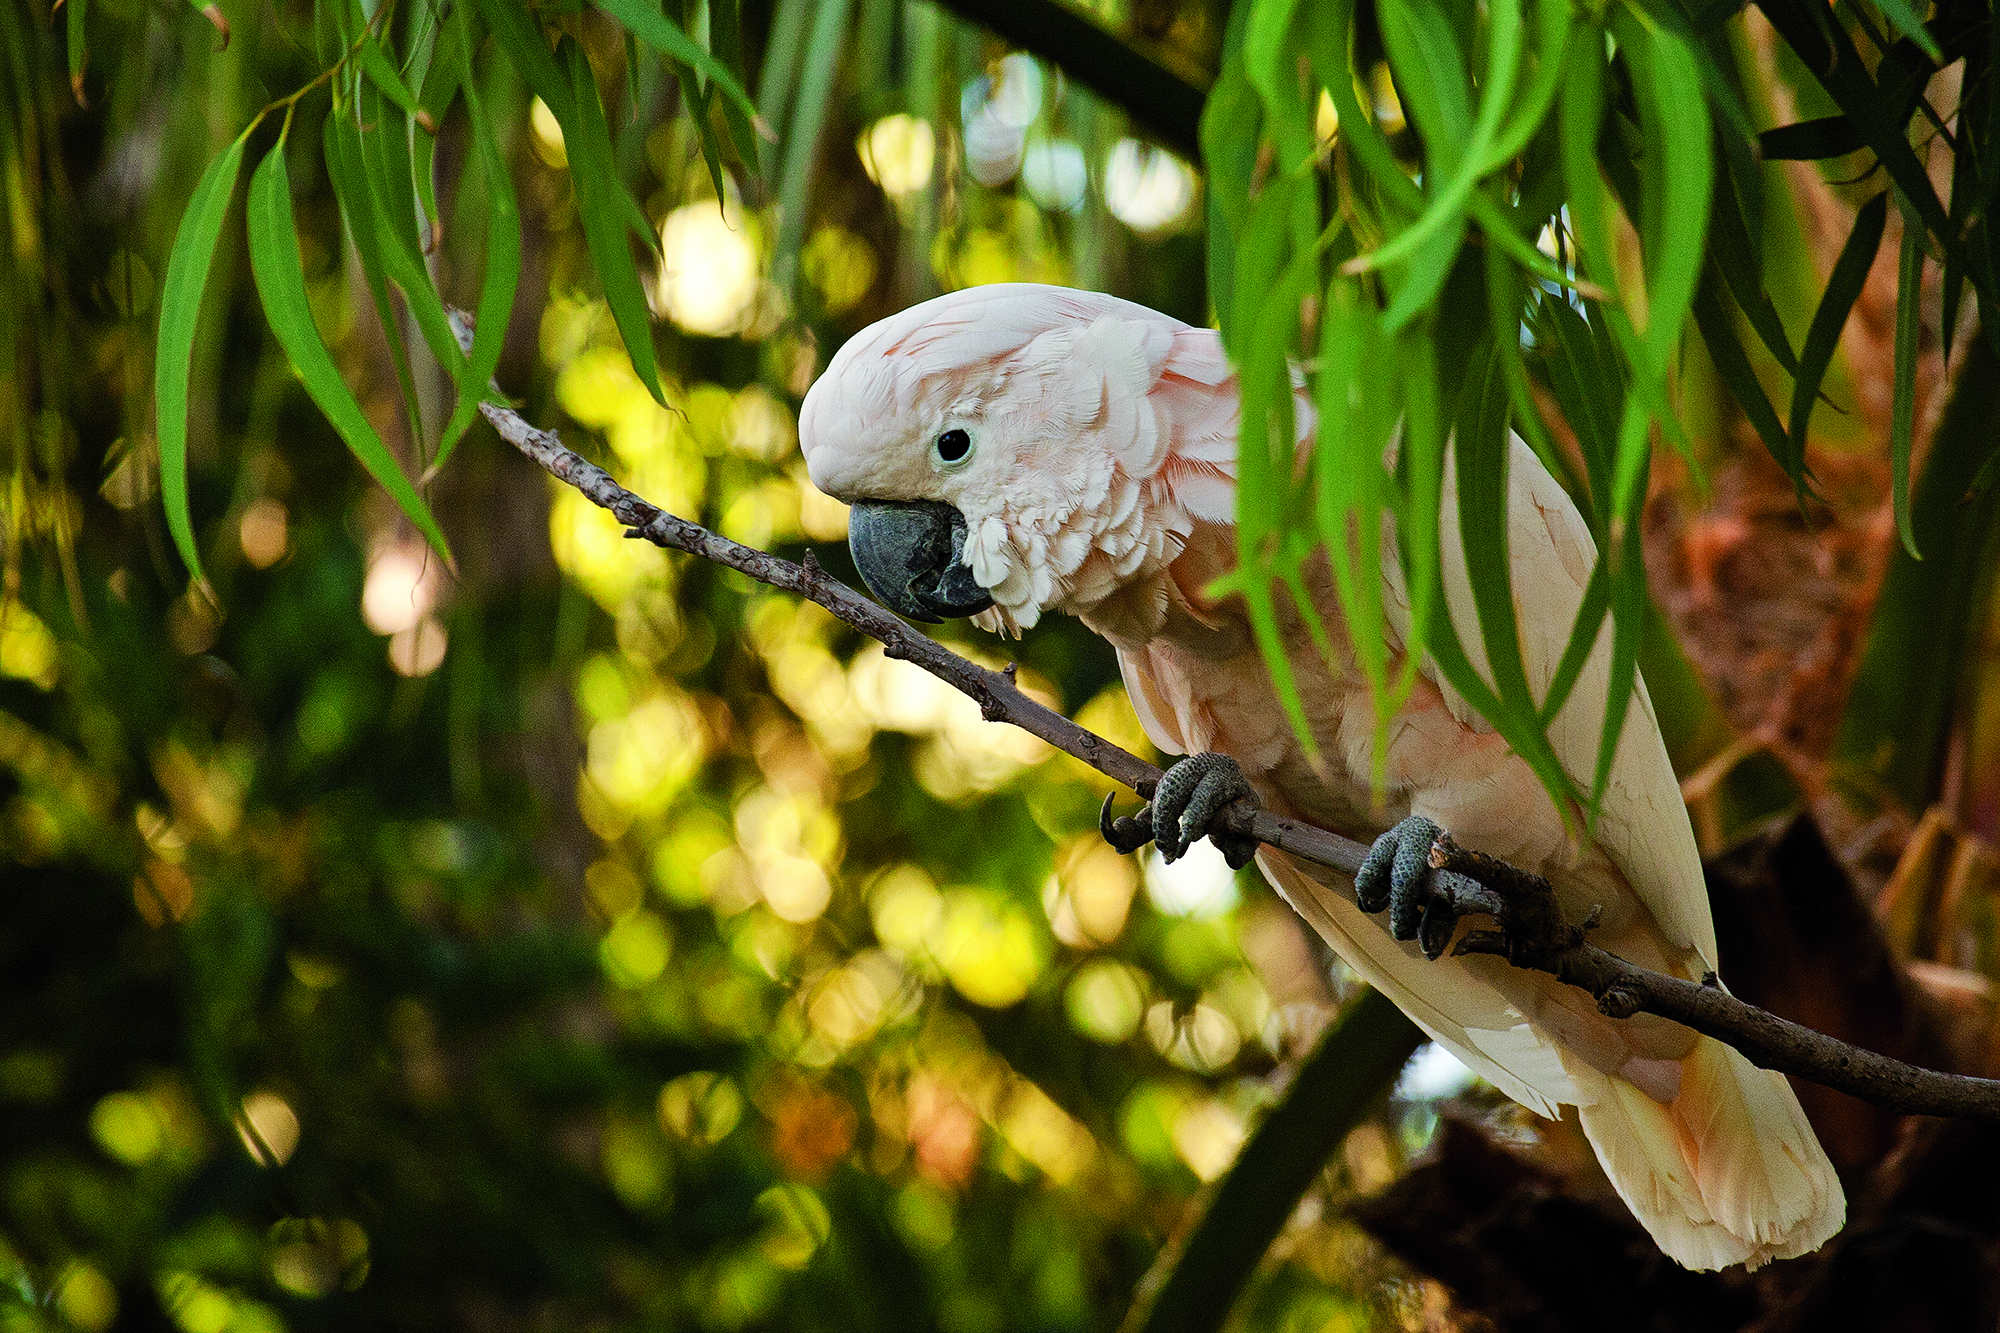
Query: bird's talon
1098 793 1156 855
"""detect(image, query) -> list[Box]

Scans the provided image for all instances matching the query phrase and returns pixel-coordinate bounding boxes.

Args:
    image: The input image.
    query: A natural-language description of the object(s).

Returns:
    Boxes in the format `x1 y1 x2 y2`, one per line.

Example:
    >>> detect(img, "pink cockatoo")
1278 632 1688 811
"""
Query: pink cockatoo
797 282 1844 1270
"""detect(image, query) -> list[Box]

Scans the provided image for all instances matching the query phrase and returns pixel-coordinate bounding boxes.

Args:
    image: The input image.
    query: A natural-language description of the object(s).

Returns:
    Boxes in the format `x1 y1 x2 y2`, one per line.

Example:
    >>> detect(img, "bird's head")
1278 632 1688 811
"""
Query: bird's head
799 283 1233 636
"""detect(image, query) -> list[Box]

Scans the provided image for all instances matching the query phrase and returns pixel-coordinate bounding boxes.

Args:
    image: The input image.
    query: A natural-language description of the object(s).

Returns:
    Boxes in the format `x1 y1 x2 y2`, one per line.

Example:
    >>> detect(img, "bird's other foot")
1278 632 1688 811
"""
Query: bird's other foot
1099 754 1261 869
1353 815 1484 960
1151 753 1261 869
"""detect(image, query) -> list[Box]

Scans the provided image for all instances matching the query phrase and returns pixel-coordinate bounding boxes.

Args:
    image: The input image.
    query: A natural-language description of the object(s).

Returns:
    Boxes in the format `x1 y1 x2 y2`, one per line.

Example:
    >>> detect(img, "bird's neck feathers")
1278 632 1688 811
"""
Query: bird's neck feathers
965 320 1246 641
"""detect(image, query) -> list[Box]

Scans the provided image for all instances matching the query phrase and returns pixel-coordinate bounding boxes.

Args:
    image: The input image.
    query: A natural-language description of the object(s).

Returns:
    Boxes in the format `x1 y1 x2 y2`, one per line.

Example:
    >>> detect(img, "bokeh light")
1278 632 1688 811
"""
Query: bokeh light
1103 139 1197 233
857 113 936 198
655 202 761 336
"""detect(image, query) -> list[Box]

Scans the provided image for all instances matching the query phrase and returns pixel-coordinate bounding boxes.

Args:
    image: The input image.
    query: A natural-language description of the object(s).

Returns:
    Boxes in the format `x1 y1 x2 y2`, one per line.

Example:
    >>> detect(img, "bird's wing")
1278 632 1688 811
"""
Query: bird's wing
1382 436 1716 963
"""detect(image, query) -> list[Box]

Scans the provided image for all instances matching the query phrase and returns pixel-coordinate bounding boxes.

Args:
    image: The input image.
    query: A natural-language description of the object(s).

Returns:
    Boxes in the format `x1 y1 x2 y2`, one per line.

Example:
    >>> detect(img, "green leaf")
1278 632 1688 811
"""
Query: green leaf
1874 0 1942 61
1615 6 1712 380
593 0 761 128
563 39 666 405
1788 190 1887 459
1121 992 1423 1333
1757 0 1955 286
1440 340 1577 822
1244 0 1314 172
770 0 851 287
1835 334 2000 810
64 0 86 104
436 23 523 469
1758 115 1863 160
352 80 474 427
246 132 451 563
1692 272 1802 490
324 99 429 455
1352 0 1523 277
754 0 813 180
1316 278 1399 733
358 31 421 117
473 0 570 119
154 129 250 591
1302 0 1422 215
1892 210 1923 559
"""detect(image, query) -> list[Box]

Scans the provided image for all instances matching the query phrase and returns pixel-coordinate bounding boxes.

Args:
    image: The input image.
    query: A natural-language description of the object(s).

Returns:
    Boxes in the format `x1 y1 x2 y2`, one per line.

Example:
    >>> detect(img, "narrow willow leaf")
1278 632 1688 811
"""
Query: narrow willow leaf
64 0 86 104
436 30 522 468
1244 0 1316 172
247 134 451 562
1445 342 1578 821
1757 0 1953 276
1892 215 1923 558
1531 293 1618 527
564 40 666 405
358 31 421 116
1615 7 1711 379
1587 405 1653 826
1759 115 1863 161
1200 54 1261 317
1710 141 1799 374
1789 190 1888 454
154 130 249 590
474 0 570 118
1484 240 1588 515
755 0 812 180
593 0 761 128
354 80 473 402
324 103 428 454
708 0 761 167
773 0 850 284
1692 273 1802 490
1481 0 1570 169
1875 0 1942 61
414 13 472 241
1315 280 1395 708
1557 23 1616 313
1395 328 1446 717
1303 0 1422 215
1354 0 1522 276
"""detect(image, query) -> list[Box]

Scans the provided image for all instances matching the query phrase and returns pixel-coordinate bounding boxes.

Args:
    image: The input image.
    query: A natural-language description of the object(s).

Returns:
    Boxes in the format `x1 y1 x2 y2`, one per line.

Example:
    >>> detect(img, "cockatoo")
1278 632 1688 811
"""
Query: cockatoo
798 282 1844 1270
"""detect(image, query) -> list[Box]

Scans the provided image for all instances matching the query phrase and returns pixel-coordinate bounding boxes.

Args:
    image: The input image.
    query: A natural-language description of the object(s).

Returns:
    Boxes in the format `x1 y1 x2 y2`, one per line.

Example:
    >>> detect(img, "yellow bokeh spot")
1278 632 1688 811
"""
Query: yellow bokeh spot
933 889 1046 1008
0 601 59 689
800 225 878 315
586 689 707 816
236 1090 300 1166
601 910 672 987
529 97 567 167
56 1263 118 1331
997 1080 1095 1185
655 202 761 337
755 1184 831 1269
857 114 935 198
1043 837 1138 947
91 1090 164 1165
1064 960 1148 1044
601 1118 671 1209
659 1070 743 1144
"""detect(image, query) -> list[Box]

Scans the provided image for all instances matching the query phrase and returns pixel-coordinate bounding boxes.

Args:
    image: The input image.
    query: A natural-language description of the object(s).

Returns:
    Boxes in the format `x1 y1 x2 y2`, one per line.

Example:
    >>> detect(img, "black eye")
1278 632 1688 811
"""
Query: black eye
936 428 972 464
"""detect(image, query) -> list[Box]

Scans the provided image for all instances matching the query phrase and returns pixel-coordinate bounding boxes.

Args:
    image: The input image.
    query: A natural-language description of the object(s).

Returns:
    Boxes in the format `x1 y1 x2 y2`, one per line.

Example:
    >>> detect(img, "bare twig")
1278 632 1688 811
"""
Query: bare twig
472 372 2000 1124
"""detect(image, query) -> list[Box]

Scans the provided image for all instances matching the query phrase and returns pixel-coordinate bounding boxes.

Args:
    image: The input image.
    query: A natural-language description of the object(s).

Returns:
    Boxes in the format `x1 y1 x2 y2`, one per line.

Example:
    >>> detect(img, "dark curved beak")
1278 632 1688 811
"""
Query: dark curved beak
847 500 996 623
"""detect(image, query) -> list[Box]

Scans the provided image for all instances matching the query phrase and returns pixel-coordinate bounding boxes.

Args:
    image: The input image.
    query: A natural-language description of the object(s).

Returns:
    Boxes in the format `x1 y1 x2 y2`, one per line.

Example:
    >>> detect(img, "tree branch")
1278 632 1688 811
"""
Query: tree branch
476 388 2000 1125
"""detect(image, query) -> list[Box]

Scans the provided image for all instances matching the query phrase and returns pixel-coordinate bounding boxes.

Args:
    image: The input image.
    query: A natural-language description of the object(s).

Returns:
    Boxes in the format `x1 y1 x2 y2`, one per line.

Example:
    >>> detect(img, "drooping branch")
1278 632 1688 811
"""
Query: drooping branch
475 383 2000 1125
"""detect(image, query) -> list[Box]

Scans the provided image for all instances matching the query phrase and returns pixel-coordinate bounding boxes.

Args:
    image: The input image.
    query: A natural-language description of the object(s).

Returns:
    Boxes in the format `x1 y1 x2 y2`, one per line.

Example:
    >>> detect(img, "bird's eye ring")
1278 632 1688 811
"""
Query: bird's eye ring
935 428 973 466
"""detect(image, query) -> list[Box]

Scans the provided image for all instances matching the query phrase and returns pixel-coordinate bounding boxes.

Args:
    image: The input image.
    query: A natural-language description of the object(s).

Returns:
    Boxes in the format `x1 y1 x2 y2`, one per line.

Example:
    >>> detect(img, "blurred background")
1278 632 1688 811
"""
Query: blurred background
3 0 2000 1329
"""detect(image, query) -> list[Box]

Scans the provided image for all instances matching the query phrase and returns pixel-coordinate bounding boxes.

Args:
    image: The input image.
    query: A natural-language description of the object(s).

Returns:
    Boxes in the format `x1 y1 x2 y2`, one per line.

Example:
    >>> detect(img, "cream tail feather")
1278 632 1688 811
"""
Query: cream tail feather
796 283 1845 1270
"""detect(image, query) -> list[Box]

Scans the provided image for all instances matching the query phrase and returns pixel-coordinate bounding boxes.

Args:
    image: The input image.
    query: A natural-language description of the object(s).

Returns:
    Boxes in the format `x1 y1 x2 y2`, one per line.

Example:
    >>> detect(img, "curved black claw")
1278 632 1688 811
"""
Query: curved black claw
1152 753 1261 869
1355 815 1475 958
1099 793 1156 855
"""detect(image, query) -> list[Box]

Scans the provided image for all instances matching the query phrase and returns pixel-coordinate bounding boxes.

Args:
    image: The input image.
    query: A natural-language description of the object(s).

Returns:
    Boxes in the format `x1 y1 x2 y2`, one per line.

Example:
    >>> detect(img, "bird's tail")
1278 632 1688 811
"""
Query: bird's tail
1578 1034 1845 1270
